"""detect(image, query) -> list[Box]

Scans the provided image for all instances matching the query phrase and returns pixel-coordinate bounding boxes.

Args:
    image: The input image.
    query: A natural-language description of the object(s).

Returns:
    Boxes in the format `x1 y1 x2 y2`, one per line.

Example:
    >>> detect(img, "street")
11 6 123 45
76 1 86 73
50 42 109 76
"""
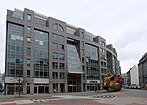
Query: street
0 89 147 105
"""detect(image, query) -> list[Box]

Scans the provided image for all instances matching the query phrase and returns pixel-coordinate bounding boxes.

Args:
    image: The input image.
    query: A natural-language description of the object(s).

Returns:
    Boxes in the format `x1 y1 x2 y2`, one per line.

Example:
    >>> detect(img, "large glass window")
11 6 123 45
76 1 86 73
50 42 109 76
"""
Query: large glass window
67 44 82 73
85 44 98 60
6 23 24 77
34 29 49 78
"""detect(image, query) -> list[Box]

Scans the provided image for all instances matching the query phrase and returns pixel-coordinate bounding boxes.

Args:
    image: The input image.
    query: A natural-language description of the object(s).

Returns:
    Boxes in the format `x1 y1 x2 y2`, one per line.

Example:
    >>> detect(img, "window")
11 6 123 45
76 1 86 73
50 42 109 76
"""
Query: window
59 63 65 70
81 32 84 38
60 73 65 79
27 70 30 77
52 43 58 50
27 59 31 66
58 35 64 43
27 14 31 21
52 52 58 59
53 23 58 30
27 37 31 43
27 26 31 33
52 33 58 40
27 47 31 56
59 53 65 60
58 24 64 32
59 44 64 50
52 62 58 69
52 72 58 79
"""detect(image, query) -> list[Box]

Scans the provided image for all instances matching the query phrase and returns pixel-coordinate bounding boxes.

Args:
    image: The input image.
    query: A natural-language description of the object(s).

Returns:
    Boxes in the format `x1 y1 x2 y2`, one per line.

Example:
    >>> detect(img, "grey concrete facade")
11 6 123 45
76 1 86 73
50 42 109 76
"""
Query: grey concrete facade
5 8 120 95
138 52 147 88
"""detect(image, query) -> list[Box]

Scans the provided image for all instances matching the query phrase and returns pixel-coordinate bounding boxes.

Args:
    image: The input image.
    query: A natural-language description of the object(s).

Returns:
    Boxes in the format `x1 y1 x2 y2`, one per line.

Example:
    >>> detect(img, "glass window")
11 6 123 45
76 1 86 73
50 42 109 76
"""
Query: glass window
60 73 65 79
27 59 31 66
53 23 58 30
52 43 58 50
27 37 31 43
52 72 58 79
27 26 31 33
58 35 64 43
59 44 64 50
52 52 58 59
52 33 58 40
27 70 30 77
52 62 58 69
59 53 65 60
81 32 84 38
59 63 65 70
27 14 31 21
27 47 31 56
58 24 64 32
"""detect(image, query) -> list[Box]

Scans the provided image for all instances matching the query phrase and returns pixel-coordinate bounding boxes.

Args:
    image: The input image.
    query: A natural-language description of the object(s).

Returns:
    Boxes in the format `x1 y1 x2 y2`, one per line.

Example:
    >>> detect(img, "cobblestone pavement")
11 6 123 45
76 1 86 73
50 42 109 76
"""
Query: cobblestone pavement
0 89 147 105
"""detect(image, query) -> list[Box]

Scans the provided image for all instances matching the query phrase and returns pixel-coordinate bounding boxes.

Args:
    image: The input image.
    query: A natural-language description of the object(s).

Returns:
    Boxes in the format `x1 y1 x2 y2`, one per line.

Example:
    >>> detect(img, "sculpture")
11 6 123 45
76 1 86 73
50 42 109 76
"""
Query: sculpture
103 71 124 92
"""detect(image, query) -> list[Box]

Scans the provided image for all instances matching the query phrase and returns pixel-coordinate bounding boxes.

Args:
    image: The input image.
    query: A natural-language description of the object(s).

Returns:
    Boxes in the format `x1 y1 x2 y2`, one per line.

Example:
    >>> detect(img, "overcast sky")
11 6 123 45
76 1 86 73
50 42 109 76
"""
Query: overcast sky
0 0 147 73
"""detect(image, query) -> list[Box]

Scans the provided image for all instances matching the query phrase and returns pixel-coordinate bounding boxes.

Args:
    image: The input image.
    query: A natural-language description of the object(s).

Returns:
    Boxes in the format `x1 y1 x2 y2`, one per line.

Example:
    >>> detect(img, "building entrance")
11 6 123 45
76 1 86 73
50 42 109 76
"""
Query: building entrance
68 74 81 92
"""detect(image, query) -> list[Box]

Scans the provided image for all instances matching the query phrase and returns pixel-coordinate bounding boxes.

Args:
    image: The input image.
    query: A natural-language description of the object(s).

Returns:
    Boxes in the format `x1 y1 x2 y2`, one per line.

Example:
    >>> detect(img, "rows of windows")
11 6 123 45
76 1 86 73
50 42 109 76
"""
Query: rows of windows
52 72 65 79
6 23 24 77
34 48 48 58
52 52 65 60
8 45 23 53
9 34 23 41
67 44 82 73
34 29 49 78
85 44 98 60
52 43 64 50
8 23 24 34
52 62 65 70
34 29 48 37
87 74 99 80
34 16 47 26
52 33 65 43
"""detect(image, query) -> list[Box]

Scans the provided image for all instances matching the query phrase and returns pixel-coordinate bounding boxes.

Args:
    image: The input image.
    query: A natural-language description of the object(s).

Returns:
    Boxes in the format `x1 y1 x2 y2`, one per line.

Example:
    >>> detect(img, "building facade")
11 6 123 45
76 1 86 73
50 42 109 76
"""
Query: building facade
126 65 139 86
5 8 120 95
138 52 147 88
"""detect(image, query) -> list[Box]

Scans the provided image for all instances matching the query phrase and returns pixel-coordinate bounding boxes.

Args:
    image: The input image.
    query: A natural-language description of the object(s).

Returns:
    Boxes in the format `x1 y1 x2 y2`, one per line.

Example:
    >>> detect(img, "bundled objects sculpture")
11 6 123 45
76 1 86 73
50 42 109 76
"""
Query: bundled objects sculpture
103 71 124 92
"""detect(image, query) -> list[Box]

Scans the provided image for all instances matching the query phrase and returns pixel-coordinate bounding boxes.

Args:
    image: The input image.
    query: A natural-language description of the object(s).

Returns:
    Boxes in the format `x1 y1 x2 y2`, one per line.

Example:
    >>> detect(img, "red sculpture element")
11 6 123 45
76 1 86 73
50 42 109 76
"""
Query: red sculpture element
103 71 124 92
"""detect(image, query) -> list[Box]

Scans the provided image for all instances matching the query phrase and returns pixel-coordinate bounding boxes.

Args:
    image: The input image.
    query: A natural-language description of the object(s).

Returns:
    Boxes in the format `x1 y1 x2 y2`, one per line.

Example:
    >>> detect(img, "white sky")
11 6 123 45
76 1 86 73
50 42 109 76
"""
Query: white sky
0 0 147 73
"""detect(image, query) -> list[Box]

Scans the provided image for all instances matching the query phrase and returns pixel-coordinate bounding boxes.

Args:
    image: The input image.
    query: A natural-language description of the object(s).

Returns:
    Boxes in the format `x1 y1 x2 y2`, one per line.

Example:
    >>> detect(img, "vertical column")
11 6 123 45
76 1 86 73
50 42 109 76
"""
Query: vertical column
81 75 83 92
23 82 27 95
30 82 34 94
58 83 60 93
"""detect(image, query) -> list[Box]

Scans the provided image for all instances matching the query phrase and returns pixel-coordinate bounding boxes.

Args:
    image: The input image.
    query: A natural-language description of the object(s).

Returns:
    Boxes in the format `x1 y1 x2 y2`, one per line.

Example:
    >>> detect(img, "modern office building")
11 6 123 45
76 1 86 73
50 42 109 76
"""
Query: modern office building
5 8 120 95
138 52 147 88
